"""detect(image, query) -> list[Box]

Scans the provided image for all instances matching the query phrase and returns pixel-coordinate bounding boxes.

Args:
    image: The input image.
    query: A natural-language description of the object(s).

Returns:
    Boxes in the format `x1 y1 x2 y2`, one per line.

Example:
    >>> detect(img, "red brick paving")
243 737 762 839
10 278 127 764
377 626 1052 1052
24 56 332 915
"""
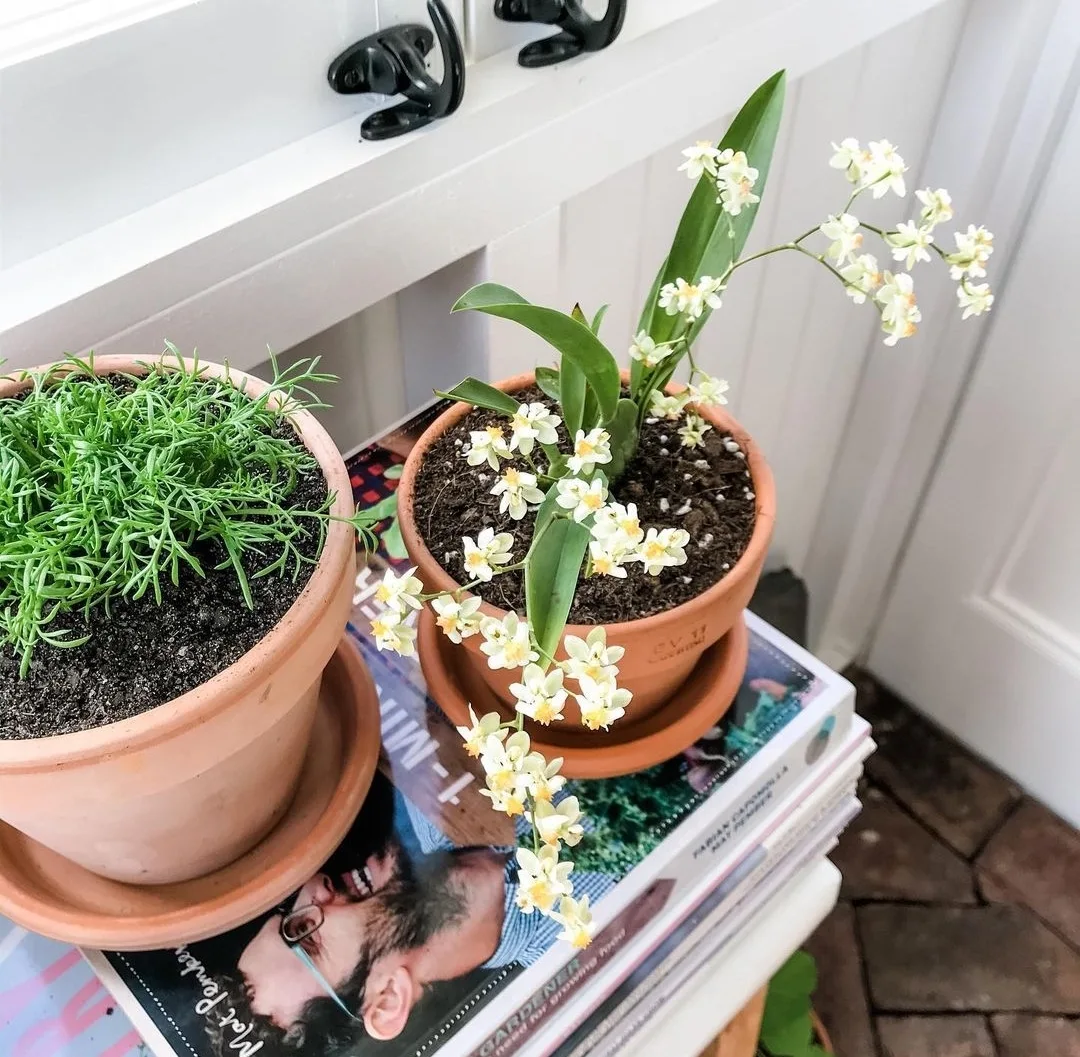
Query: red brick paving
808 671 1080 1056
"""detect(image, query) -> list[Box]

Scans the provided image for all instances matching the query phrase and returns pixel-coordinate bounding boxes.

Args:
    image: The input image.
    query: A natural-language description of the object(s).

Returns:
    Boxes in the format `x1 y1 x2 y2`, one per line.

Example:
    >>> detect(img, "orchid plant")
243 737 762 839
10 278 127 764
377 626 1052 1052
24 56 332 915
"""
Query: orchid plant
366 69 994 948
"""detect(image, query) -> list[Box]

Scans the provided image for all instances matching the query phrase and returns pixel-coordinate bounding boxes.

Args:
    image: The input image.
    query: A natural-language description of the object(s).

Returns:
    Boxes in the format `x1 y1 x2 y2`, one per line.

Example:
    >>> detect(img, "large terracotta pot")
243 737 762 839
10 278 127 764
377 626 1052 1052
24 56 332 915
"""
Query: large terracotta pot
0 357 357 885
398 371 775 728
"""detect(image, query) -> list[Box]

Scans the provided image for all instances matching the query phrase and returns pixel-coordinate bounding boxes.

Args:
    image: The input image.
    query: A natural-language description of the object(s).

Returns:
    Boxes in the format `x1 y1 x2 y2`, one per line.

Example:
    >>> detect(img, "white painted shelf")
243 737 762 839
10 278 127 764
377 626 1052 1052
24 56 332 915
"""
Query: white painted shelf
624 858 841 1057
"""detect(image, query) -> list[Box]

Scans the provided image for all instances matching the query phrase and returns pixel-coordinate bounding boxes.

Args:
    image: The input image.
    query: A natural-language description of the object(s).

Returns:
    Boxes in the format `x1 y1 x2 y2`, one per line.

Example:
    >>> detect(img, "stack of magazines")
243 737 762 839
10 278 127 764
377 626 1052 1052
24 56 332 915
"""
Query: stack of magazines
0 409 870 1057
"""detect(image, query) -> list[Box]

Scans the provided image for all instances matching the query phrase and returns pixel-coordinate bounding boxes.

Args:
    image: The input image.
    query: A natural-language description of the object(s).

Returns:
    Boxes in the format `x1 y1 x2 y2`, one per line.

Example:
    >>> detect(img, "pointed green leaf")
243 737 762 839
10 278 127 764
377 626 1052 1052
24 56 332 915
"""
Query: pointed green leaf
435 377 519 416
355 492 400 523
452 282 529 312
590 304 610 335
383 518 409 559
535 366 561 402
453 283 620 422
531 483 563 542
642 70 786 344
605 398 639 480
525 518 589 661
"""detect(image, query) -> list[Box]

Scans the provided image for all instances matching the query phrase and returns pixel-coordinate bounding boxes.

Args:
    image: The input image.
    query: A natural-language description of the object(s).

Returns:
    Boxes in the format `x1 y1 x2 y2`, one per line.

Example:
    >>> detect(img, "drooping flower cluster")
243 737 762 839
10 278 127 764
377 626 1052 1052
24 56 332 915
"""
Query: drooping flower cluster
363 120 998 954
814 138 994 344
679 143 761 216
554 476 689 581
452 710 595 944
369 388 709 948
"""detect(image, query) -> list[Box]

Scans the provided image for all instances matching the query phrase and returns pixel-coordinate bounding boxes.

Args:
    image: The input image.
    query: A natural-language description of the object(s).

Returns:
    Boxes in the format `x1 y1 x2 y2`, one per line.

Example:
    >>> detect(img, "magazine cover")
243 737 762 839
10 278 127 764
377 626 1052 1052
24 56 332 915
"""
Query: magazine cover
66 405 850 1057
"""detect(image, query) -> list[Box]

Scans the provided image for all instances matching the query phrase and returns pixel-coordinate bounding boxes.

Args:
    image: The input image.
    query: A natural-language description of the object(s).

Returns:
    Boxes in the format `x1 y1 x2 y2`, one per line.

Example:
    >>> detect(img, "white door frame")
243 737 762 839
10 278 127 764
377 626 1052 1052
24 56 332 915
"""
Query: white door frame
806 0 1080 668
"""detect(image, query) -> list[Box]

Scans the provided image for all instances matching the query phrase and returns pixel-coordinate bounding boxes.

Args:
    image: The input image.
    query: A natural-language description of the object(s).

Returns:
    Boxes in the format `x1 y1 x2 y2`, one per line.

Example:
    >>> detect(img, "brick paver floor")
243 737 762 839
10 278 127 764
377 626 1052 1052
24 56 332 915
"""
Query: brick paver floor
807 671 1080 1057
748 573 1080 1057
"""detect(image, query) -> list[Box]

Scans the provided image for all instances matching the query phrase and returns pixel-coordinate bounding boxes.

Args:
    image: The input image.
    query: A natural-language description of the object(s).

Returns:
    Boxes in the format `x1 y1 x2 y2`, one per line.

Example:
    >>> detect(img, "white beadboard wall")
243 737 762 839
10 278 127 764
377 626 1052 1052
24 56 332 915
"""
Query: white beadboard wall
268 0 968 582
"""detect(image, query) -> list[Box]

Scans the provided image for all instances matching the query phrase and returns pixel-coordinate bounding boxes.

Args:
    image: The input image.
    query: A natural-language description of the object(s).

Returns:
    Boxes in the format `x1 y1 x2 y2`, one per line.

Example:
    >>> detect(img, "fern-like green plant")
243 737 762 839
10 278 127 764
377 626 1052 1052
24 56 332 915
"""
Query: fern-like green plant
0 347 375 677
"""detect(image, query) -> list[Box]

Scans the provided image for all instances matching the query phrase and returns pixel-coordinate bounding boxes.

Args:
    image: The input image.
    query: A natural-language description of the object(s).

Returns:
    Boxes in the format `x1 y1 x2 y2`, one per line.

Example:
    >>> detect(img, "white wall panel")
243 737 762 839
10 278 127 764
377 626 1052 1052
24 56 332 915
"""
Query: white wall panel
251 295 409 455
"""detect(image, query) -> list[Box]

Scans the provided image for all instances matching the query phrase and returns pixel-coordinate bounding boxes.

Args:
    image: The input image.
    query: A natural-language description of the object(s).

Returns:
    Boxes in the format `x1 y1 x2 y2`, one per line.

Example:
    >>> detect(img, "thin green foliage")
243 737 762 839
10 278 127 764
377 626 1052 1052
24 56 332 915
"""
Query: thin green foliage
0 347 364 678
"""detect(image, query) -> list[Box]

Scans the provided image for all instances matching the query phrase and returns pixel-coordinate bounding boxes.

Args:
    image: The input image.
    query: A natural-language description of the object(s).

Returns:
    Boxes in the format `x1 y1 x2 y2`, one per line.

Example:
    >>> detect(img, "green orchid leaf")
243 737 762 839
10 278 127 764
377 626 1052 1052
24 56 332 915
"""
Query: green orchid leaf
561 356 586 436
635 354 684 431
605 398 639 480
590 304 610 335
525 518 589 662
531 483 564 543
633 259 667 396
383 517 409 559
535 366 561 402
641 70 786 345
453 283 620 423
452 282 529 312
435 377 519 417
563 304 591 435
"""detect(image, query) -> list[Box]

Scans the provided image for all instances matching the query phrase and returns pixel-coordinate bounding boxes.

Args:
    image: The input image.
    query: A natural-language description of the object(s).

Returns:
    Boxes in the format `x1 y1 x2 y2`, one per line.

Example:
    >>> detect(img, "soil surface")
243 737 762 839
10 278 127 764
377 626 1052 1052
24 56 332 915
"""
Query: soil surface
412 387 756 624
0 427 327 740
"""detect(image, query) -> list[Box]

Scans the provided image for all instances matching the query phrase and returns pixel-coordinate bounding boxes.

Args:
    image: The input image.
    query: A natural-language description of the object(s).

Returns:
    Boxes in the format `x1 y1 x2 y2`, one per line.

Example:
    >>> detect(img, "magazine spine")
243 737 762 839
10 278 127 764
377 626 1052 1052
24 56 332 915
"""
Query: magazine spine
587 806 857 1057
538 737 870 1057
564 783 862 1057
461 691 860 1057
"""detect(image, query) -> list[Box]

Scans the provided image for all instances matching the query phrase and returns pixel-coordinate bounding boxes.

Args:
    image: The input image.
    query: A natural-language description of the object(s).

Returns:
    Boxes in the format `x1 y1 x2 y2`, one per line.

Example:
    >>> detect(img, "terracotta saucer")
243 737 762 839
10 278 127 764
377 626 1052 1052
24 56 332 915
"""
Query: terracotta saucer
419 610 749 779
0 638 380 951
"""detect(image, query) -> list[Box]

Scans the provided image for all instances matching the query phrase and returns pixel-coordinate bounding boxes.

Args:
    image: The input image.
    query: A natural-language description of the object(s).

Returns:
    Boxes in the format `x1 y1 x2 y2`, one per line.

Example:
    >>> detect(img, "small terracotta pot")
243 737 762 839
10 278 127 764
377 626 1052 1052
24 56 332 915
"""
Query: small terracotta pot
0 356 358 885
397 371 775 729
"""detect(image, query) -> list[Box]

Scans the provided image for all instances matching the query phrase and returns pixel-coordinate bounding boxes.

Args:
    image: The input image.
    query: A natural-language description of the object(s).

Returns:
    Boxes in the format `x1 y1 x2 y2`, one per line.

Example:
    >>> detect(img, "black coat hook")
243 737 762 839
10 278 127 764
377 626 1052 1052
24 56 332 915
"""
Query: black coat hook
328 0 465 141
494 0 626 68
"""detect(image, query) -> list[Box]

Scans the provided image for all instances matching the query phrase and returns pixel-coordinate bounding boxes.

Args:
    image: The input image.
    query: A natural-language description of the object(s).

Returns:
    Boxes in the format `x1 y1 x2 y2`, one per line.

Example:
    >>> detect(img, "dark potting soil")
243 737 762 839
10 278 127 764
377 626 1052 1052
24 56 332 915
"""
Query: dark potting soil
0 428 328 741
412 387 757 625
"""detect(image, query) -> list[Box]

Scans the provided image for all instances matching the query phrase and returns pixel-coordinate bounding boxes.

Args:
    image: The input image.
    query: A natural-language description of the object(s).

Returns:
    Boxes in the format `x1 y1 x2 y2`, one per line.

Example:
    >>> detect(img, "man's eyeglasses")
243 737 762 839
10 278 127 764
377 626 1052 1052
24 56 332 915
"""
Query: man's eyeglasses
279 903 363 1024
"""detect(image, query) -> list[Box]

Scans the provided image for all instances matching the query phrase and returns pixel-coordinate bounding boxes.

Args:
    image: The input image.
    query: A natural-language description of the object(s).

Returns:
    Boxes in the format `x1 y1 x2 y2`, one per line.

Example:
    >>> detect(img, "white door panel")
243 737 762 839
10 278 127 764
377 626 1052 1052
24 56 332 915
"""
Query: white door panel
870 76 1080 825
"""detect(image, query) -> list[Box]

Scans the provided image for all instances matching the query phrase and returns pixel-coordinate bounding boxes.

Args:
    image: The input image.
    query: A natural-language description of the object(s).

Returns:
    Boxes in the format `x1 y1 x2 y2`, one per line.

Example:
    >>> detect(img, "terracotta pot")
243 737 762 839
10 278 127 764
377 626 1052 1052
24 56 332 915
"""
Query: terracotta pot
0 356 358 885
397 371 775 729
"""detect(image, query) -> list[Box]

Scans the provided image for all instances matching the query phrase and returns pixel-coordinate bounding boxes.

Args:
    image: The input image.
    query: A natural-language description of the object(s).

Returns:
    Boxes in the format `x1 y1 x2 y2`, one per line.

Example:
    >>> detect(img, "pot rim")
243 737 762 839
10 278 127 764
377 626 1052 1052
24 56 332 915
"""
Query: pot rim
0 355 355 767
397 369 776 636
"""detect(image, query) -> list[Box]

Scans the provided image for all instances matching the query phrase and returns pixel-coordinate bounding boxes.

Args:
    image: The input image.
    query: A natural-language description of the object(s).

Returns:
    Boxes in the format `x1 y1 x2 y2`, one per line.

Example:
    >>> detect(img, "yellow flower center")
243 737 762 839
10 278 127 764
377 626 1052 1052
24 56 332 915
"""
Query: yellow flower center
504 795 525 817
619 516 640 536
575 439 595 457
437 614 458 634
593 556 614 575
489 769 513 792
534 699 558 724
375 583 393 603
528 882 556 912
465 551 485 569
484 426 503 442
583 492 603 511
504 468 521 486
644 541 666 560
504 641 529 665
568 926 591 949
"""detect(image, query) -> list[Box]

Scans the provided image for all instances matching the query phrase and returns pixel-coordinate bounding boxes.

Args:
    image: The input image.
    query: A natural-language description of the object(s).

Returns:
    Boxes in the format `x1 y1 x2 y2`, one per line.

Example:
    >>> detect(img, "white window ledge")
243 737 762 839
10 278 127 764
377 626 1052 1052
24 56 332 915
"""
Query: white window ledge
0 0 951 370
